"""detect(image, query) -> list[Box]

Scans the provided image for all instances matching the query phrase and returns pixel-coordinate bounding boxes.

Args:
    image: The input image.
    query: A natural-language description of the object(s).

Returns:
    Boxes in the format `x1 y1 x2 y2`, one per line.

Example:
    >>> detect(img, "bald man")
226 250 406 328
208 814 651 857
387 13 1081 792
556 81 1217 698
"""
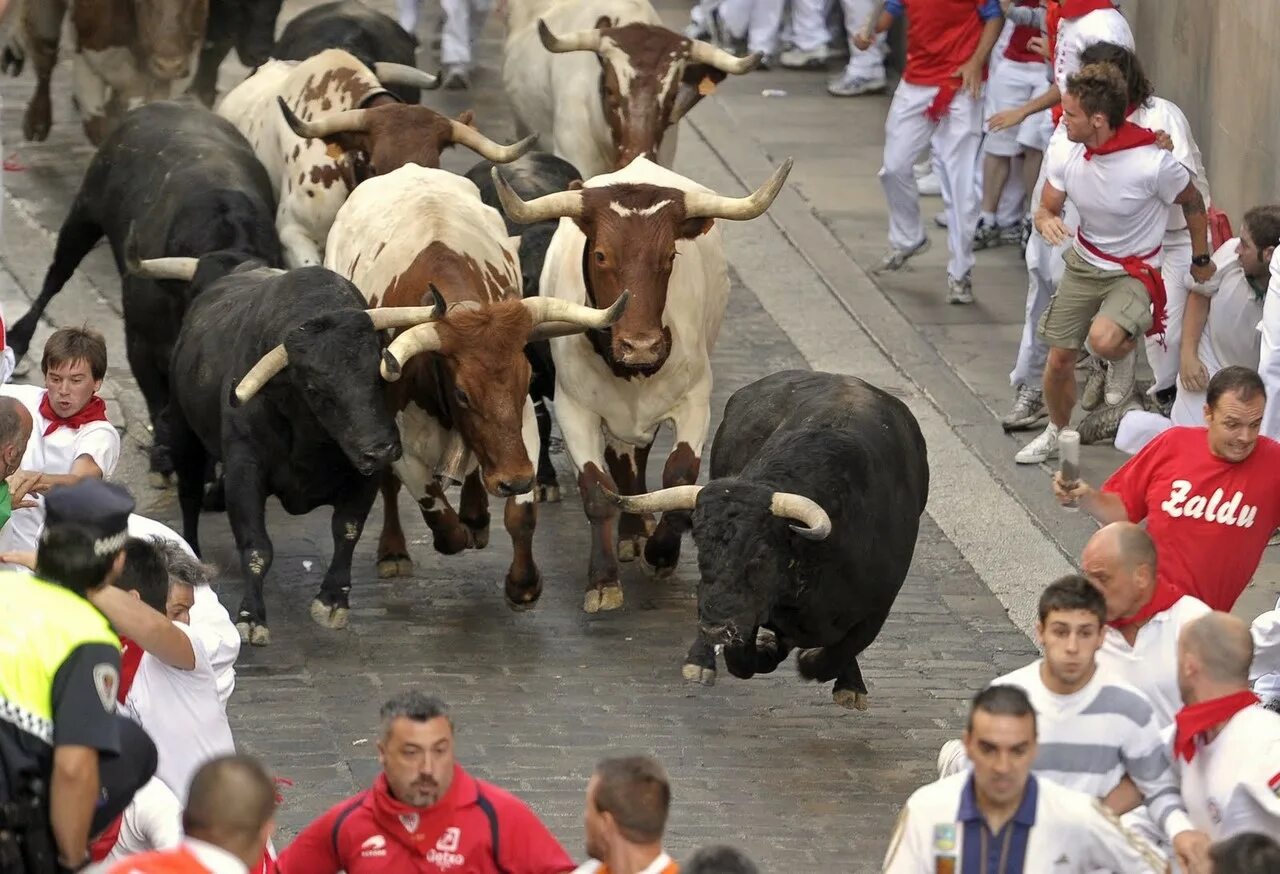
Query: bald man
0 396 34 529
109 754 277 873
1172 612 1280 839
1080 522 1211 728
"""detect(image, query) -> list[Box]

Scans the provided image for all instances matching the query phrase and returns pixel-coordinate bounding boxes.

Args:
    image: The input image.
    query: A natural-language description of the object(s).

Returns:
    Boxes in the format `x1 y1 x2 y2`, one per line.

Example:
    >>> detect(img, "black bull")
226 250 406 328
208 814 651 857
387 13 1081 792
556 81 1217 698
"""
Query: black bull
6 101 282 481
612 370 930 709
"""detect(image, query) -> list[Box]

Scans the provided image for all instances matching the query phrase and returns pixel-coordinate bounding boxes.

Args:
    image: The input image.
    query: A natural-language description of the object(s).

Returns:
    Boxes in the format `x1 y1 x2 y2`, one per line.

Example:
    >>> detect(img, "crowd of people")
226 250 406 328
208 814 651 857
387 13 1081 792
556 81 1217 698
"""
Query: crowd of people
0 0 1278 872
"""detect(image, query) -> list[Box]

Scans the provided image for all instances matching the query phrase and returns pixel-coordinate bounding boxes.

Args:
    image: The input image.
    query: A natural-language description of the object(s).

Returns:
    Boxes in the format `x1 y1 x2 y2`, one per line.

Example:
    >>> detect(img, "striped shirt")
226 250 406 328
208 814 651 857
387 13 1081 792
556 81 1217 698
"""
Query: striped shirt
987 660 1194 841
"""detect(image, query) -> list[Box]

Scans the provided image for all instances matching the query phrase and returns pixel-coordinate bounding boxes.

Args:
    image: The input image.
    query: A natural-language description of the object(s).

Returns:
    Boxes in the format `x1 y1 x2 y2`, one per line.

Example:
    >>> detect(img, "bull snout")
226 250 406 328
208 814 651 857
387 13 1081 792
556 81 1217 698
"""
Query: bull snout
699 622 735 646
495 474 535 497
356 440 402 475
614 331 667 367
149 55 191 80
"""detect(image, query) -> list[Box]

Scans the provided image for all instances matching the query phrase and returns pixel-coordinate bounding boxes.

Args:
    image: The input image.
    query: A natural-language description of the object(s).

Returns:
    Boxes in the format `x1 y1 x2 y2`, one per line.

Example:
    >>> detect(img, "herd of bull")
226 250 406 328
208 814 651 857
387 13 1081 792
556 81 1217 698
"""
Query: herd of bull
5 0 932 707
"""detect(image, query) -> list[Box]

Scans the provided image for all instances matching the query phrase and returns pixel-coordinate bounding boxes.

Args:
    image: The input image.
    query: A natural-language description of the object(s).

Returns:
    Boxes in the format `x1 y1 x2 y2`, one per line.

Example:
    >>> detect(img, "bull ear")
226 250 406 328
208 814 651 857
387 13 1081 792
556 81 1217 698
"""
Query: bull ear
421 283 448 315
455 109 476 128
568 179 585 191
594 15 613 29
678 217 715 239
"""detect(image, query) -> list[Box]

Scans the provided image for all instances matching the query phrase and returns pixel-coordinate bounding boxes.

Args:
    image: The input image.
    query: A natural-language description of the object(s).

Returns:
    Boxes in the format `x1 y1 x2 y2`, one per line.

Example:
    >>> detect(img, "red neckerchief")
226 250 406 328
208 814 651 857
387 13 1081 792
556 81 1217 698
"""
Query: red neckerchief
1083 121 1158 160
1107 575 1184 629
1174 690 1260 763
370 773 444 852
38 392 109 437
89 637 146 862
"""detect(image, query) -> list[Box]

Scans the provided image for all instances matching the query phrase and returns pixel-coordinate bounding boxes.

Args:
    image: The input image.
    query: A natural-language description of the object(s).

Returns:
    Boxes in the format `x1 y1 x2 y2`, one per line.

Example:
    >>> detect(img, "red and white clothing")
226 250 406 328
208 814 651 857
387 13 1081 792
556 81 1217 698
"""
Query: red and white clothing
984 2 1051 158
277 767 575 874
1258 247 1280 440
125 622 235 803
571 853 678 874
878 0 1001 280
0 383 120 559
1169 703 1280 839
86 777 184 871
108 837 250 873
1102 427 1280 610
1050 3 1131 99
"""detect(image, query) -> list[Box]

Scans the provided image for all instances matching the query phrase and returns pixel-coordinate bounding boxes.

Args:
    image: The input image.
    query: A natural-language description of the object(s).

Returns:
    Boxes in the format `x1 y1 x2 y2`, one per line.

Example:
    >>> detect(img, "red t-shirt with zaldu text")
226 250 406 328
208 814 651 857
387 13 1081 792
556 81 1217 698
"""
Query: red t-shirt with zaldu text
276 766 575 874
1102 427 1280 611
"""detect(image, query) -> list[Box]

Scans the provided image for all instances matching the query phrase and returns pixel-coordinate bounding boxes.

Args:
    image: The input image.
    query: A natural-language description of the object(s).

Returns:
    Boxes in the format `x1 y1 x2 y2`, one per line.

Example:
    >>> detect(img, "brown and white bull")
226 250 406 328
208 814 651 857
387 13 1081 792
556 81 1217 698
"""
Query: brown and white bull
502 0 758 179
12 0 207 143
492 155 792 612
324 165 627 608
217 48 535 268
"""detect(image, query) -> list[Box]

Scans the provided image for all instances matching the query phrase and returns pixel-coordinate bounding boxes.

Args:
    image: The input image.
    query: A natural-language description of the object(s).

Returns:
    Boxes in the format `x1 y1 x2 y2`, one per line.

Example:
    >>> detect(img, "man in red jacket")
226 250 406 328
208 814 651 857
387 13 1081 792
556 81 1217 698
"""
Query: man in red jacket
276 692 575 874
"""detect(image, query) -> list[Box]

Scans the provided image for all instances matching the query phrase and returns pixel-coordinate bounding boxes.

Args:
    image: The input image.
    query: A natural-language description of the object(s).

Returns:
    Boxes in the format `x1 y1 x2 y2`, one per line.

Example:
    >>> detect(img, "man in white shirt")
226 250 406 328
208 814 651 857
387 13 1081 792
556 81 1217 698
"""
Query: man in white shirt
86 777 184 871
0 327 120 559
883 685 1164 873
936 575 1208 868
1251 600 1280 710
1172 612 1280 839
572 756 676 874
107 754 278 874
1017 62 1213 463
1256 240 1280 439
89 537 236 804
1116 207 1279 454
0 395 34 529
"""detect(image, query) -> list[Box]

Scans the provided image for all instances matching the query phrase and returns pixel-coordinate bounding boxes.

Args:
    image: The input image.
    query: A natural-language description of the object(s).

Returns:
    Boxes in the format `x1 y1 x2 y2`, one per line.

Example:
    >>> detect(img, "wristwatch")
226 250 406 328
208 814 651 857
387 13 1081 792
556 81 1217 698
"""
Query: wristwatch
1192 254 1212 267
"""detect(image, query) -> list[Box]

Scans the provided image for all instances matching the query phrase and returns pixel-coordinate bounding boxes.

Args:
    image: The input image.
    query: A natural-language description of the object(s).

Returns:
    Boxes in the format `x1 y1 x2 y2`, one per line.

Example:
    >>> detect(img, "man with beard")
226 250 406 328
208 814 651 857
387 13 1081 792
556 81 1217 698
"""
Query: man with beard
276 692 574 874
571 756 675 874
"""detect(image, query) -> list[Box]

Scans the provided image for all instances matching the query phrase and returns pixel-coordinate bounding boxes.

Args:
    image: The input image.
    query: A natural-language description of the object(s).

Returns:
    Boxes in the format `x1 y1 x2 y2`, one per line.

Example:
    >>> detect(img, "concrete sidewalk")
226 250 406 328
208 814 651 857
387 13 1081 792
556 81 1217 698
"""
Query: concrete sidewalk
652 1 1279 620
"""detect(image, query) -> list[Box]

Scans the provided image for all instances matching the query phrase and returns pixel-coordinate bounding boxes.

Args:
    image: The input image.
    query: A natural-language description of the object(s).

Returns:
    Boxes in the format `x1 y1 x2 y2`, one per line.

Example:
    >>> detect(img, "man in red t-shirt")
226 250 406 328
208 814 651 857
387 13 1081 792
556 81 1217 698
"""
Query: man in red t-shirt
855 0 1004 304
1056 366 1280 610
276 691 575 874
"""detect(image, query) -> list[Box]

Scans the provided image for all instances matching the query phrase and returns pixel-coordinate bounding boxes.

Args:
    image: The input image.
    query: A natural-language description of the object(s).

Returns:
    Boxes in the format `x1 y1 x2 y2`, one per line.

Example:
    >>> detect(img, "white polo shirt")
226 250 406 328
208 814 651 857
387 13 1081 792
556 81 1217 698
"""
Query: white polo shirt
1052 8 1133 96
883 772 1164 873
1170 705 1280 839
1046 138 1190 270
1128 97 1209 234
124 622 236 803
1097 595 1212 728
127 514 240 706
0 383 121 557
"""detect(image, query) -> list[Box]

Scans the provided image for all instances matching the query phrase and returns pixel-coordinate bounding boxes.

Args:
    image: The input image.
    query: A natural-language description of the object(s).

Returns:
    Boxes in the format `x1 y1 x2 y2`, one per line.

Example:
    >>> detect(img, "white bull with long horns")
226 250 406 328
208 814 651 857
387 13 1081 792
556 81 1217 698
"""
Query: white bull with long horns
218 47 534 268
491 154 793 612
502 0 760 179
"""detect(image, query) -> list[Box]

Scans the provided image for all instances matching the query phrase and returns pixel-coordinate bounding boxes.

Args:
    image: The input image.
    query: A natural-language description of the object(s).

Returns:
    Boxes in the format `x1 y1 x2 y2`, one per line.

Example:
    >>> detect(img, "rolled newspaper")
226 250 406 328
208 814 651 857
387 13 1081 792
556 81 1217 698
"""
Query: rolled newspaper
434 431 474 487
1059 428 1081 510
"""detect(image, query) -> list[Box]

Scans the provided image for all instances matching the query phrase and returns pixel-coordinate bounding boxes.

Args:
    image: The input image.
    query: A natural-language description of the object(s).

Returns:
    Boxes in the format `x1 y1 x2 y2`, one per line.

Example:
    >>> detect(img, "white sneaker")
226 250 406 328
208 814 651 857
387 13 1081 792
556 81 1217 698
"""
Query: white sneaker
913 159 932 179
1015 426 1059 464
873 236 930 273
933 210 948 229
778 45 830 69
1104 349 1137 406
916 172 941 197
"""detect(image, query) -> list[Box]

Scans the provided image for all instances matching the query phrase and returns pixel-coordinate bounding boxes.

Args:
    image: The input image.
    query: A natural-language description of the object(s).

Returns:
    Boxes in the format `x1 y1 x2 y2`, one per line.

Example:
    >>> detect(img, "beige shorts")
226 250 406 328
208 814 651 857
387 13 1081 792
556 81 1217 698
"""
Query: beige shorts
1037 248 1154 350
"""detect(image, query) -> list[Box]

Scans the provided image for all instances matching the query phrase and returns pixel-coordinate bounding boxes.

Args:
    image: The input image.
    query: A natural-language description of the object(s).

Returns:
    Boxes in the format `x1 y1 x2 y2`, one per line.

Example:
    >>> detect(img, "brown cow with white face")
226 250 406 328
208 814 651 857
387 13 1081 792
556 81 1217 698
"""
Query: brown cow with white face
325 164 626 609
15 0 208 143
502 0 758 179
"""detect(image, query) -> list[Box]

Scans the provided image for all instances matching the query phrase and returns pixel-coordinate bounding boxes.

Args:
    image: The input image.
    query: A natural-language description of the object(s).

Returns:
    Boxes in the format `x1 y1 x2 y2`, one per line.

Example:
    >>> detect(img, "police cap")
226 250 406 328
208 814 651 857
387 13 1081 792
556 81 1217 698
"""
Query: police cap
42 479 135 556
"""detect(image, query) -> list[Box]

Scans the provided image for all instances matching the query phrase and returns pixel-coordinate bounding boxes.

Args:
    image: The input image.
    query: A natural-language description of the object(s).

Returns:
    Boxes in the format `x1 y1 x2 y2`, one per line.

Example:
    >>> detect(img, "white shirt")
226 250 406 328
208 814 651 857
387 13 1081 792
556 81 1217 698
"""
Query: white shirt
0 383 121 556
108 838 250 874
571 852 674 874
1097 595 1212 729
1047 138 1190 269
101 777 183 865
1128 97 1209 233
1052 8 1133 96
127 514 240 706
1251 598 1280 698
125 623 236 803
1191 239 1264 372
1258 246 1280 439
882 772 1164 873
1171 705 1280 840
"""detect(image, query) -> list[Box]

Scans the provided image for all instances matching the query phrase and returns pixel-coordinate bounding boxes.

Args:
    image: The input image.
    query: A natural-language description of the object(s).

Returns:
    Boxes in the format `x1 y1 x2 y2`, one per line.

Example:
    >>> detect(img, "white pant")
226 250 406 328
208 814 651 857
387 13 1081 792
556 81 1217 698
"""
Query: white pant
717 0 785 54
880 81 983 280
984 60 1051 157
1145 233 1193 393
398 0 489 64
790 0 886 76
1262 247 1280 439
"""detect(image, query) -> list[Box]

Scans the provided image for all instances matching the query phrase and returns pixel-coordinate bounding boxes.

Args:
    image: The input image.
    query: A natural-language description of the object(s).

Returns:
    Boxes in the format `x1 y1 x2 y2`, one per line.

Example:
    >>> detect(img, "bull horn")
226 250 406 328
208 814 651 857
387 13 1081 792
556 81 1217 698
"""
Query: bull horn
688 40 762 75
770 492 831 541
367 285 448 330
234 344 289 404
449 120 538 164
668 83 701 124
490 167 584 224
683 157 793 220
537 19 604 54
277 95 370 139
522 290 629 338
128 256 199 281
381 321 443 381
601 484 702 514
372 62 441 90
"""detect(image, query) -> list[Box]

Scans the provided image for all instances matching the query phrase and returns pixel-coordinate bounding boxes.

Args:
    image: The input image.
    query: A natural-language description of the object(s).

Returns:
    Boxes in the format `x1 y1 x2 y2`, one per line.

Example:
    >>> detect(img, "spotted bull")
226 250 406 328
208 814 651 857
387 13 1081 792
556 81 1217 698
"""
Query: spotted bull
606 371 930 710
325 165 627 608
218 48 535 268
492 155 791 612
502 0 759 179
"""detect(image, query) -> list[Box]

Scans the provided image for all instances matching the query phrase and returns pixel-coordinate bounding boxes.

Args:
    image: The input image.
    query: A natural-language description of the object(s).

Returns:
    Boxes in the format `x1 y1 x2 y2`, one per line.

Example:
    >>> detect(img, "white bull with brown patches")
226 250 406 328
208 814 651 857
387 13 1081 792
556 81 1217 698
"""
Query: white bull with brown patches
218 48 534 268
491 155 792 612
502 0 759 179
324 165 627 609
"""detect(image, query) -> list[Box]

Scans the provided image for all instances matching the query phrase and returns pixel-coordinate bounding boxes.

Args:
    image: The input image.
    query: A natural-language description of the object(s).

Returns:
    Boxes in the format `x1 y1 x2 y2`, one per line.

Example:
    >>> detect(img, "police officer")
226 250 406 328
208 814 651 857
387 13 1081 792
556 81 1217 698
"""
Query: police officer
0 479 157 873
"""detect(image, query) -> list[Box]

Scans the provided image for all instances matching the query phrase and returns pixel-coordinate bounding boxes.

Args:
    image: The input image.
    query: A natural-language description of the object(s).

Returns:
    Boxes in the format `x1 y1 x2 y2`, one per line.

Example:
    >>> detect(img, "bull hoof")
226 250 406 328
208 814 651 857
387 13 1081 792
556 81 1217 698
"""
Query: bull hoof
618 536 646 563
796 648 837 682
467 526 490 550
235 621 250 644
309 599 350 630
377 554 414 579
682 663 716 686
250 625 271 646
833 689 870 711
640 554 677 579
148 471 173 490
535 483 561 503
432 526 473 555
583 583 624 614
504 570 542 611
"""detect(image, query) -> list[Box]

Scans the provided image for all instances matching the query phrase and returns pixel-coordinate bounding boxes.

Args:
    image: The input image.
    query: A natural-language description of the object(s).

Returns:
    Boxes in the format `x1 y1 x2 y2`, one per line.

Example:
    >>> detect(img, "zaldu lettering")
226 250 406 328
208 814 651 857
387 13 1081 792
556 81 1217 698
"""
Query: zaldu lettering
1160 480 1258 528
